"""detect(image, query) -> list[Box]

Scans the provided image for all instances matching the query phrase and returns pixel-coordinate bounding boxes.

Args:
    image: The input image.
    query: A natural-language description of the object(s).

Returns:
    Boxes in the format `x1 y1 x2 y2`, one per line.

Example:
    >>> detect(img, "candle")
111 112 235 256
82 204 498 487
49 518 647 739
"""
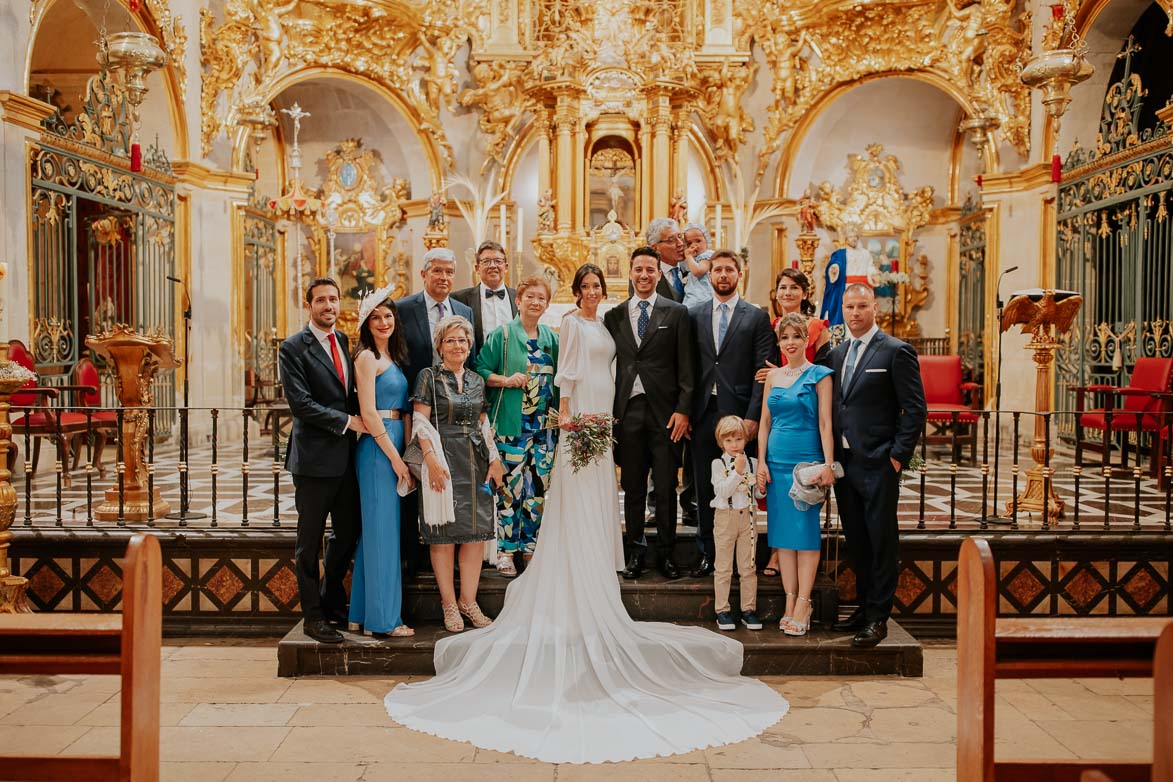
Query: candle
516 208 524 254
499 203 507 248
714 204 723 248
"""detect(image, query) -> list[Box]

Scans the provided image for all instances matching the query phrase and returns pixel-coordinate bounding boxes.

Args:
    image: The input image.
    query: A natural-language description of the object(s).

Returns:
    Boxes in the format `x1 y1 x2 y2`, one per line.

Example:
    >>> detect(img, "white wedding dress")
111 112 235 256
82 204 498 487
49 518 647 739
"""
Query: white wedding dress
384 313 788 763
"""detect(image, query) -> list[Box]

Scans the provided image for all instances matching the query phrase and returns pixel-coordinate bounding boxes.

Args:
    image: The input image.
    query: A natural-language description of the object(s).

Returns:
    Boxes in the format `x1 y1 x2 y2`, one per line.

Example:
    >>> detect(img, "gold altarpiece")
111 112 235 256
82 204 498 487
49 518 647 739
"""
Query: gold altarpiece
303 139 410 339
815 144 934 339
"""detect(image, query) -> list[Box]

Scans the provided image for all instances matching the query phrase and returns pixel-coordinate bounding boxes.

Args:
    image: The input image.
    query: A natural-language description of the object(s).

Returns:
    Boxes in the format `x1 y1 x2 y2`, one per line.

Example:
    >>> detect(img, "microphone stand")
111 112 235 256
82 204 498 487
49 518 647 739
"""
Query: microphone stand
988 265 1018 525
166 276 207 522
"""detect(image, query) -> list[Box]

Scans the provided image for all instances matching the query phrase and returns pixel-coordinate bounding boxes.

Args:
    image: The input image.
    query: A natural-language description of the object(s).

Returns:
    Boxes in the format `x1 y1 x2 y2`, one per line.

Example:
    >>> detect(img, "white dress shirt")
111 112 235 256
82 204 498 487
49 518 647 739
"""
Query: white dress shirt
710 293 739 396
479 282 512 338
841 322 881 448
307 320 349 435
423 291 453 361
710 454 757 510
627 292 657 398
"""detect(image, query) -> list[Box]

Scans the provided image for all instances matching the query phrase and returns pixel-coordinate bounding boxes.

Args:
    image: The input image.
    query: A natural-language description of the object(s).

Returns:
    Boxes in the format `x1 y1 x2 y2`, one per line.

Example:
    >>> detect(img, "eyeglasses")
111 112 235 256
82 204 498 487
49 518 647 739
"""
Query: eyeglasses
478 257 508 266
442 337 470 346
656 234 684 245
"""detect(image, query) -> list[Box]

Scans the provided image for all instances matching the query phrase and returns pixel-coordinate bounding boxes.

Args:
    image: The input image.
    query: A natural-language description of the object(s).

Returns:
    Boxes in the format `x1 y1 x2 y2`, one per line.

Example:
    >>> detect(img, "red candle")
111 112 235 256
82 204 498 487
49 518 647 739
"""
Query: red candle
1051 153 1062 183
791 259 799 269
892 259 899 273
1050 3 1064 20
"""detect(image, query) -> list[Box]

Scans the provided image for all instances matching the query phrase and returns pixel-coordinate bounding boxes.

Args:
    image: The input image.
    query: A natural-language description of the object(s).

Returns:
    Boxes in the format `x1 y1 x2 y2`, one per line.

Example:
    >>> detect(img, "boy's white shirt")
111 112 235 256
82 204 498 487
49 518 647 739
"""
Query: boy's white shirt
710 453 759 509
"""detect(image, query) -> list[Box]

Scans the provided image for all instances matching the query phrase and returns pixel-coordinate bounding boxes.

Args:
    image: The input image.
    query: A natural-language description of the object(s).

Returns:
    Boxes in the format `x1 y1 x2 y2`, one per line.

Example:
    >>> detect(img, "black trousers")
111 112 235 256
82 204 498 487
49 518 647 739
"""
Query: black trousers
833 451 901 623
292 469 361 621
618 394 680 560
690 396 724 562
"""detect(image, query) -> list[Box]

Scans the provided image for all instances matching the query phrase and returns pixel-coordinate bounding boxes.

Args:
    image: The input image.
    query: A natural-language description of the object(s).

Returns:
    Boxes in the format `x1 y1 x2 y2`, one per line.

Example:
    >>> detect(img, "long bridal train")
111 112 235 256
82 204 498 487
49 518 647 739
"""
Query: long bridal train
384 313 788 764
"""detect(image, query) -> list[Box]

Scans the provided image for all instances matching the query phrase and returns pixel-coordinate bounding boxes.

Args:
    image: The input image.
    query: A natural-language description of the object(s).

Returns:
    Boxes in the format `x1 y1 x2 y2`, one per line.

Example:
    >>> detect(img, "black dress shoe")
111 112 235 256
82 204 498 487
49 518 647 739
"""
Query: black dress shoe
832 607 867 633
304 619 344 644
322 610 348 627
622 554 644 580
659 558 681 580
852 620 888 648
688 556 714 578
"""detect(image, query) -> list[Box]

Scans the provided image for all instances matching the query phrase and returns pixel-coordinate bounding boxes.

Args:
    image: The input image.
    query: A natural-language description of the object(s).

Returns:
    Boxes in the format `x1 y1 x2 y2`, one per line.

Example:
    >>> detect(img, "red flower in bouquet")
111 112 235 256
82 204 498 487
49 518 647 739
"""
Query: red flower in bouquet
563 413 615 472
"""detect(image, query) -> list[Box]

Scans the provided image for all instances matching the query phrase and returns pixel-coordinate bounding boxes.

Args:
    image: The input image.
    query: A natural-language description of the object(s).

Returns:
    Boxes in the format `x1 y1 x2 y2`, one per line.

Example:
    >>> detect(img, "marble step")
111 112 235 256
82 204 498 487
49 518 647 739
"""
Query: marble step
402 570 839 627
276 619 922 678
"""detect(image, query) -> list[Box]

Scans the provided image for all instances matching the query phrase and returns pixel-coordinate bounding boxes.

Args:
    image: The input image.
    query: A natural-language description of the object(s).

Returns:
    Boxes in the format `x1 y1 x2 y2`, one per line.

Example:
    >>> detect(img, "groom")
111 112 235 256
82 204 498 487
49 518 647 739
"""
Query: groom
830 283 926 648
605 246 695 580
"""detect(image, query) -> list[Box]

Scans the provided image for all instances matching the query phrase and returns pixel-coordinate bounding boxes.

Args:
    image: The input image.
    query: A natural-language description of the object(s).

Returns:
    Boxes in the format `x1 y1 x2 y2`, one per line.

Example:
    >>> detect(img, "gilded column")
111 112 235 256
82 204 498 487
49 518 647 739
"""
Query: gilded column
534 110 552 200
650 91 673 219
671 107 690 208
553 93 576 233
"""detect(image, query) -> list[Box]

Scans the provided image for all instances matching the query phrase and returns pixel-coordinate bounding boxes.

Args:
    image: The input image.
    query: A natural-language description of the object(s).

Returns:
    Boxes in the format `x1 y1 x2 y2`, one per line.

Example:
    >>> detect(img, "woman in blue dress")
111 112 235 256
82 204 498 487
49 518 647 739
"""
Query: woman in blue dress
756 312 836 636
348 288 415 637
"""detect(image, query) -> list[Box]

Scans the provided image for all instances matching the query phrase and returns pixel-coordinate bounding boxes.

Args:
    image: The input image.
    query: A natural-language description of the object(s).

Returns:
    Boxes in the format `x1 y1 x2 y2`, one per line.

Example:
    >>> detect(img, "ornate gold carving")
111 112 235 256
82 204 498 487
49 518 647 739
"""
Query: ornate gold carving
696 61 755 162
747 0 1033 184
459 60 530 173
318 138 409 230
199 0 481 162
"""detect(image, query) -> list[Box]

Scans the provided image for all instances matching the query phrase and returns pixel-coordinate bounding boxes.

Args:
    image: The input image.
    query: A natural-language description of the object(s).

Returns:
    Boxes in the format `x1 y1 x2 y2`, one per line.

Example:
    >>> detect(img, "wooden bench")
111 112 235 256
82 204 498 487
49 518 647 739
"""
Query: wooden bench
958 537 1171 782
0 533 161 782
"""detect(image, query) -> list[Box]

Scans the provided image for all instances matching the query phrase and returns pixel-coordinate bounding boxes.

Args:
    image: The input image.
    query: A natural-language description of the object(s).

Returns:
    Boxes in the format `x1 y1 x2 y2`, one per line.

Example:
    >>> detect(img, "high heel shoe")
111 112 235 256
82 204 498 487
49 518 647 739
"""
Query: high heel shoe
783 596 812 637
457 600 492 628
779 591 796 631
441 602 465 632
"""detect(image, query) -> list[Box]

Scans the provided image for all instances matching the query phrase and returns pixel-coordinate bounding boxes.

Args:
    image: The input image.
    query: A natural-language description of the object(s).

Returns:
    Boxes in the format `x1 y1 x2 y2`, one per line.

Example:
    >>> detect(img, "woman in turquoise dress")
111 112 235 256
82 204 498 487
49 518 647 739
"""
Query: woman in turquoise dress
477 276 559 576
349 290 415 637
756 313 836 636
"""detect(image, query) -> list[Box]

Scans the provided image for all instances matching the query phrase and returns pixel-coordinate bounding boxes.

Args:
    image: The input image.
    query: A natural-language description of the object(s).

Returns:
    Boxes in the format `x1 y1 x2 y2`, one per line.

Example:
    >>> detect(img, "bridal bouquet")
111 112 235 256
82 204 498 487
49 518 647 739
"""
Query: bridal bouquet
561 413 616 473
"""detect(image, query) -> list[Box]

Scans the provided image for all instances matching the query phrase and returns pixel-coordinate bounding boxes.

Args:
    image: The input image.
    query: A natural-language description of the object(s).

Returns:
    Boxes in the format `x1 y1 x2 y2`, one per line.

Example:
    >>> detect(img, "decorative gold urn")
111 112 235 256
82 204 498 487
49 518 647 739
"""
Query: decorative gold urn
0 342 36 613
86 326 180 522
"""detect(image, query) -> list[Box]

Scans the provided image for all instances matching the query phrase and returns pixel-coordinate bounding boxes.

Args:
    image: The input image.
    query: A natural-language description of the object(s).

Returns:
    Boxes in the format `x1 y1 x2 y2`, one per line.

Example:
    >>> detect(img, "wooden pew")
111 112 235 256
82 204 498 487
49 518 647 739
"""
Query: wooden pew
0 533 161 782
958 536 1170 782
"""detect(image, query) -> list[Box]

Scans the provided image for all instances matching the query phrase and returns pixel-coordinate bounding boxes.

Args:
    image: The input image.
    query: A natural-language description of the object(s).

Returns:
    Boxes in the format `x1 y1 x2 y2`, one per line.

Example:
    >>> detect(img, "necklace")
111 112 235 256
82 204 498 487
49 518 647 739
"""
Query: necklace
780 361 809 378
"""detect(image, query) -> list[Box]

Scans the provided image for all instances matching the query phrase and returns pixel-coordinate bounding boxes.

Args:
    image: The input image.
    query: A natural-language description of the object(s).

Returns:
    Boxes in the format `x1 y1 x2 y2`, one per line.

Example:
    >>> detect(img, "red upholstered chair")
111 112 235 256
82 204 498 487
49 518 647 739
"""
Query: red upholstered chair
70 357 117 477
6 340 97 482
918 354 982 463
1073 357 1173 484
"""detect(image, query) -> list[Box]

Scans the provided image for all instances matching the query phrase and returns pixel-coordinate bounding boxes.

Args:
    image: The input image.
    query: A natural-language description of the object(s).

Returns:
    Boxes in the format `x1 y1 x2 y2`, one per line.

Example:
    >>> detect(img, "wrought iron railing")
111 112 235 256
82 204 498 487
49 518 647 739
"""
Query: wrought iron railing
7 404 1171 533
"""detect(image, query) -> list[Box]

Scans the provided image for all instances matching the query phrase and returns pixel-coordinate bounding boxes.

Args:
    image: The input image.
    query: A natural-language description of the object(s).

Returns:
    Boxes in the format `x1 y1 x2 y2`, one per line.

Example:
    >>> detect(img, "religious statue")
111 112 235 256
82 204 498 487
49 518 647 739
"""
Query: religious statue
608 174 625 215
820 227 876 330
701 61 754 162
537 189 556 234
459 61 525 171
669 192 687 224
798 195 817 234
428 192 448 231
413 32 460 119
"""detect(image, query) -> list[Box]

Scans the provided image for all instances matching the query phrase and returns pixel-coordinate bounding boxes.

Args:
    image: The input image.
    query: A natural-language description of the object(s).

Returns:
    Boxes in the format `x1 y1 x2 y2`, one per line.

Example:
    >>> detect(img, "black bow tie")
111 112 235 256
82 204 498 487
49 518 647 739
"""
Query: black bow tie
485 288 506 300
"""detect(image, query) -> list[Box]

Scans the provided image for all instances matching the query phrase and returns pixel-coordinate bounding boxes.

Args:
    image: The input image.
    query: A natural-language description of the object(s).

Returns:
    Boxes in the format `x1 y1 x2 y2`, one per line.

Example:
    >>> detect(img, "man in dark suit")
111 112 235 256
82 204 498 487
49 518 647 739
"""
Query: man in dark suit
829 283 927 648
395 247 476 580
396 246 477 392
279 277 366 644
605 246 695 580
451 240 517 348
688 250 777 577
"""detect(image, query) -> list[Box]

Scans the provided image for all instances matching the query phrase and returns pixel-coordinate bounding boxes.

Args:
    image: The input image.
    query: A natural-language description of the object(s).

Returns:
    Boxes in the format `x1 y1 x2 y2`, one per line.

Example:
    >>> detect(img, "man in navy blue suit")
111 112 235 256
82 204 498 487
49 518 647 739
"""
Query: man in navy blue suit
829 284 926 648
395 247 476 579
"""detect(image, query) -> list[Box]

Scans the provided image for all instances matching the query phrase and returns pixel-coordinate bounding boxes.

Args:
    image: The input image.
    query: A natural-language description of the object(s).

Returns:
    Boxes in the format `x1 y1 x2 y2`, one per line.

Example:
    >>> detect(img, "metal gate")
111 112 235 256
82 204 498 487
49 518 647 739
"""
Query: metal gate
957 193 987 390
29 67 177 435
1055 45 1173 435
243 202 280 396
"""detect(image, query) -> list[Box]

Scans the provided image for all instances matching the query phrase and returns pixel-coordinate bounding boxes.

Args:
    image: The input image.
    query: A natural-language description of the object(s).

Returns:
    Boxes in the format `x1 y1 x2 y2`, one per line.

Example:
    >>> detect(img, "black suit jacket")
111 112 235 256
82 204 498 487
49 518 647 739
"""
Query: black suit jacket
451 284 518 347
830 329 927 468
279 325 358 478
689 298 777 423
395 291 476 392
604 296 695 425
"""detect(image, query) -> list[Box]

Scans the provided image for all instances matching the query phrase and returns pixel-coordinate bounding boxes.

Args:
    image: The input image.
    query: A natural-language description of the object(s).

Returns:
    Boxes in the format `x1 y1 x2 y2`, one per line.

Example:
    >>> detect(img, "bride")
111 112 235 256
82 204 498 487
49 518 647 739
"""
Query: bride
384 263 788 764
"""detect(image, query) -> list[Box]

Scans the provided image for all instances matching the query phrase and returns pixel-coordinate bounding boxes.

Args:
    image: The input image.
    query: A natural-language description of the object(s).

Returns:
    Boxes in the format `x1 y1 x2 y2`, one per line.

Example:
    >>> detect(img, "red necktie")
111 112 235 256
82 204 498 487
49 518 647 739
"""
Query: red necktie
327 332 345 385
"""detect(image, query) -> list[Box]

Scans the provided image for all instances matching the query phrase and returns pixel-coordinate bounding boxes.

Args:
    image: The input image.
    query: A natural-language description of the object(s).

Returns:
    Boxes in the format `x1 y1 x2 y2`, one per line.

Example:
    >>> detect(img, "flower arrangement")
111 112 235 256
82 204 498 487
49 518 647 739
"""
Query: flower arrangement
561 413 616 473
873 270 910 287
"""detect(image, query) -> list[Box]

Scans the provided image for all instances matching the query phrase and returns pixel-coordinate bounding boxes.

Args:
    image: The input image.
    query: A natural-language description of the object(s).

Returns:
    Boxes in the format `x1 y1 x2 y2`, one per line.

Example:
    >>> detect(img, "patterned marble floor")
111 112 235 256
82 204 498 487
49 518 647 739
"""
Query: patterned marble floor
11 437 1172 531
0 642 1156 780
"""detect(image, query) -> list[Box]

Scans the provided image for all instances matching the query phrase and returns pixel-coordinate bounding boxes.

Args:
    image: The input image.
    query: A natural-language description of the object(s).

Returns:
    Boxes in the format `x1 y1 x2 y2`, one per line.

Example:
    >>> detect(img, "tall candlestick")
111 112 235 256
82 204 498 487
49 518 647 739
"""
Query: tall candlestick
499 203 507 249
516 208 524 255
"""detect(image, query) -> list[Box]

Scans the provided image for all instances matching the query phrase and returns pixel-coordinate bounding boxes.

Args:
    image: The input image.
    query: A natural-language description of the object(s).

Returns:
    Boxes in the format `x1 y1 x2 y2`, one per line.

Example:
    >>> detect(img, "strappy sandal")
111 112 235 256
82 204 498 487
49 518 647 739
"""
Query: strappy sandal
783 596 812 637
496 553 518 578
457 600 493 628
441 602 465 632
778 591 796 631
390 625 415 637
